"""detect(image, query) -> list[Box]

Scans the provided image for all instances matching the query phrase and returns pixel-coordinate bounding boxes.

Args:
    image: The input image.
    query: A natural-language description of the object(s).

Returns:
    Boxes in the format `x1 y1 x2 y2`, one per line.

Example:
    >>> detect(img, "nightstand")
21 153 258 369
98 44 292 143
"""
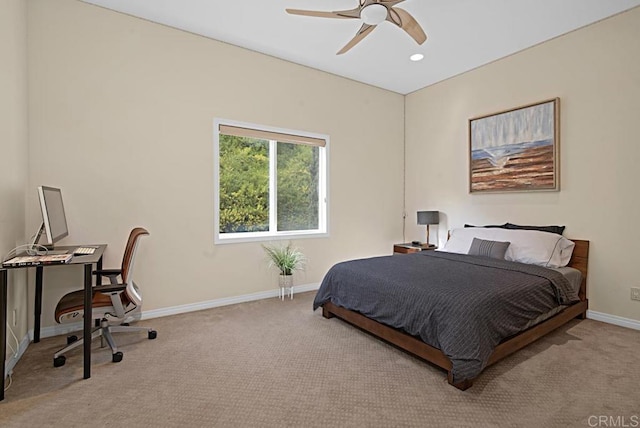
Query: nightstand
393 243 437 254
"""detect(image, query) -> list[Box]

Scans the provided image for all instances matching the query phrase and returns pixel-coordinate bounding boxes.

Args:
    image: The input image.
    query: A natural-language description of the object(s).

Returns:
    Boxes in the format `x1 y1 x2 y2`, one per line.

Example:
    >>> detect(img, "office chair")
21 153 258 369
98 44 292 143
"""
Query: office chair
53 227 156 367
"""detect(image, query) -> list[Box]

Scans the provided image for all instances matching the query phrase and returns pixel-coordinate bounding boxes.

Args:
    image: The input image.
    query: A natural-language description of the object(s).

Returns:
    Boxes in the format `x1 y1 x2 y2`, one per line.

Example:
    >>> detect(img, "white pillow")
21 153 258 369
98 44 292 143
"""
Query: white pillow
439 227 575 268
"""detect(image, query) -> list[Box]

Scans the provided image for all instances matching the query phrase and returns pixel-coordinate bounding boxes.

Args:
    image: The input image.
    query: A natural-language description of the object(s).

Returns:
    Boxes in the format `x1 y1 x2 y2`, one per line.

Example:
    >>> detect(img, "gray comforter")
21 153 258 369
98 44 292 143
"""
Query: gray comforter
313 251 579 383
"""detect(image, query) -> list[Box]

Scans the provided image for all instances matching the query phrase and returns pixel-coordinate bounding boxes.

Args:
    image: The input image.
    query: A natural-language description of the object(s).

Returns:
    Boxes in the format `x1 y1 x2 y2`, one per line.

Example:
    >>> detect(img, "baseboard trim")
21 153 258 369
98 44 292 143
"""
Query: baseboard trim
4 333 30 378
587 310 640 331
141 282 320 321
29 283 321 340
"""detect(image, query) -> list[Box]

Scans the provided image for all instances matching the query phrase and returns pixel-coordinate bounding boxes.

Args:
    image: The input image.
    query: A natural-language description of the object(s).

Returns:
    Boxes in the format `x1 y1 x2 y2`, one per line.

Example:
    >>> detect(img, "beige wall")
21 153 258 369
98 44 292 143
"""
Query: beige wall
1 0 29 362
405 7 640 321
27 0 405 328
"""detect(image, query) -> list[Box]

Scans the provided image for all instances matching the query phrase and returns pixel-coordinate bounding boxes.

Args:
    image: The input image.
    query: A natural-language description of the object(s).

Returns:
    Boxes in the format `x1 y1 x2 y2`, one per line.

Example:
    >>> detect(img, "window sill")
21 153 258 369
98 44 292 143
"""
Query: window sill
214 231 329 245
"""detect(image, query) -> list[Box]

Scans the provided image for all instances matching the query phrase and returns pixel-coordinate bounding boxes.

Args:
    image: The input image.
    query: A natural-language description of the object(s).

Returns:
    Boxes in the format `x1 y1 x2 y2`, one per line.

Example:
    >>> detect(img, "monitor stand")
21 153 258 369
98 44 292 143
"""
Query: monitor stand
29 222 68 254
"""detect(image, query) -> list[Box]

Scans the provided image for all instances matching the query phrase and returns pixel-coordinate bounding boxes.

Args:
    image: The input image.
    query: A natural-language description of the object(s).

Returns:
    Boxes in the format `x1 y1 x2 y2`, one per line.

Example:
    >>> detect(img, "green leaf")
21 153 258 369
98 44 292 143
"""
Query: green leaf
262 242 306 275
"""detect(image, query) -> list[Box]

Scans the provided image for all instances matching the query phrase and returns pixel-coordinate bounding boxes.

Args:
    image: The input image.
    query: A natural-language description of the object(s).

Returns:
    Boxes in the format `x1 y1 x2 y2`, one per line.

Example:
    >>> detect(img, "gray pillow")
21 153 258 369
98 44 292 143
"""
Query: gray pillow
468 238 510 259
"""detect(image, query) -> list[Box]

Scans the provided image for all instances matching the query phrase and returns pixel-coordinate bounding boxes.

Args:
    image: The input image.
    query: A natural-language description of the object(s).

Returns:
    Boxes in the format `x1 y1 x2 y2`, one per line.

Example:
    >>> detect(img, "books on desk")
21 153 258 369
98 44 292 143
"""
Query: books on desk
2 253 73 267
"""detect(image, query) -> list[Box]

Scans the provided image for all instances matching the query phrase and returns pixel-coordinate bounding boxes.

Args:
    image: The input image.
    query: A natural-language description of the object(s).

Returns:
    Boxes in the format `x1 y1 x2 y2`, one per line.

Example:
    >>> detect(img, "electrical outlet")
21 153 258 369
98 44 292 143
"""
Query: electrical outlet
631 287 640 302
12 309 17 327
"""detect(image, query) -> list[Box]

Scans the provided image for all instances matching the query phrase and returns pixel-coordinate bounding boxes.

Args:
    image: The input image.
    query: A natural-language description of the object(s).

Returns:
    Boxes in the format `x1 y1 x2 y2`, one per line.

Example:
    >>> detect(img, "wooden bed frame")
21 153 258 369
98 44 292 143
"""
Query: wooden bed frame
320 239 589 390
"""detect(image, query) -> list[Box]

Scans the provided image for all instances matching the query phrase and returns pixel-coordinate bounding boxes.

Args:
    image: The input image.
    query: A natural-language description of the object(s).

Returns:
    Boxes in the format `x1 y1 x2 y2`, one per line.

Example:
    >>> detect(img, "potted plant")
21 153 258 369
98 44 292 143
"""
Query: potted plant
262 242 306 299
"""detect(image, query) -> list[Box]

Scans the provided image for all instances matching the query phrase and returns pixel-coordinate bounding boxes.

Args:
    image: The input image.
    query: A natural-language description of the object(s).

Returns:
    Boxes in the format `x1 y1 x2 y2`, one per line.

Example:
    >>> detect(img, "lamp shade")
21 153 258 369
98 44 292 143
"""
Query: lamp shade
417 211 439 225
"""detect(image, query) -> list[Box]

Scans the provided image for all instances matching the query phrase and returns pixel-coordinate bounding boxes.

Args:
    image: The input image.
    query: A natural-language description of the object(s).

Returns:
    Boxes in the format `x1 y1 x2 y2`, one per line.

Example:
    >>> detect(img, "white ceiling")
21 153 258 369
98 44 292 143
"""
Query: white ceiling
81 0 640 94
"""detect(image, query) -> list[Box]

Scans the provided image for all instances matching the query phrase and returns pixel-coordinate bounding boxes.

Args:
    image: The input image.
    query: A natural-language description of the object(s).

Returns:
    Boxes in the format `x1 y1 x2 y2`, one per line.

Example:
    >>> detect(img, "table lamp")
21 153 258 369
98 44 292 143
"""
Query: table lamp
417 211 440 247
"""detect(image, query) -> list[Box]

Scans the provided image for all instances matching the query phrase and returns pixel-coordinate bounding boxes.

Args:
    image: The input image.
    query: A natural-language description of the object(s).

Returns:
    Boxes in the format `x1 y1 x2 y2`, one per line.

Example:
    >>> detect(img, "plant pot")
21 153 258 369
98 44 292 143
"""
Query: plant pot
279 274 293 287
279 274 294 300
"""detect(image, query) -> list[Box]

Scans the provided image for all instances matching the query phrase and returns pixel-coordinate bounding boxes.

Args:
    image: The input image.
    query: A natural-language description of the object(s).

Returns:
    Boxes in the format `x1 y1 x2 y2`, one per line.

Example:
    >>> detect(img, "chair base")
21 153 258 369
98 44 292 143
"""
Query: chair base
53 318 157 367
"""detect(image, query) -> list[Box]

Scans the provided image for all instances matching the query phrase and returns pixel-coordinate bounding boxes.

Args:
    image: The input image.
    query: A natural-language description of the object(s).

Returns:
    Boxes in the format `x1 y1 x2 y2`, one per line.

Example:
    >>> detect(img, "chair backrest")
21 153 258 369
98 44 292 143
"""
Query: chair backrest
121 227 149 283
121 227 149 307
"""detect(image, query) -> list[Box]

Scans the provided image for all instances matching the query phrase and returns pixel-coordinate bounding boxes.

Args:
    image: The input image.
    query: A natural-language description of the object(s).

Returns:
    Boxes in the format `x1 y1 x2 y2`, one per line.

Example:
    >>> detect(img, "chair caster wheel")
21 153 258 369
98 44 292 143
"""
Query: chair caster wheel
112 352 123 363
148 330 157 340
67 335 78 345
54 356 66 367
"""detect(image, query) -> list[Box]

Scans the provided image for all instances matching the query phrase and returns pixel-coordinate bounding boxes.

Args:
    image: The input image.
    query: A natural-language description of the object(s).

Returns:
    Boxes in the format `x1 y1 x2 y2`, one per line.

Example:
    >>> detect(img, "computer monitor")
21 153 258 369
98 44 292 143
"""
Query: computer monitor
31 186 69 249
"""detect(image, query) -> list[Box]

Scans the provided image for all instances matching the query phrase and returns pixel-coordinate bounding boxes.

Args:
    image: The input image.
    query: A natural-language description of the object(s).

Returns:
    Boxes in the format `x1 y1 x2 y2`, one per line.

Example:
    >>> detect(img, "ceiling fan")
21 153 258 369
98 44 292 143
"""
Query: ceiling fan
286 0 427 55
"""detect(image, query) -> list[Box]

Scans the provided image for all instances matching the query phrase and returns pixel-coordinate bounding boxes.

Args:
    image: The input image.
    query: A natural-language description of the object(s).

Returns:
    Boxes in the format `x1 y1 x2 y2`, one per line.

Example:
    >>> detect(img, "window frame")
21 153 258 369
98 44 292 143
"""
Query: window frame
213 118 329 244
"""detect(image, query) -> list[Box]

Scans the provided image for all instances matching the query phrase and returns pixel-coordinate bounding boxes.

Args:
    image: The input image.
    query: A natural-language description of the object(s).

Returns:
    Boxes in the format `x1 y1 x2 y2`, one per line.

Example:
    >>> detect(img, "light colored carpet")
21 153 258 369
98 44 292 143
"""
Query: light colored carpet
1 291 639 427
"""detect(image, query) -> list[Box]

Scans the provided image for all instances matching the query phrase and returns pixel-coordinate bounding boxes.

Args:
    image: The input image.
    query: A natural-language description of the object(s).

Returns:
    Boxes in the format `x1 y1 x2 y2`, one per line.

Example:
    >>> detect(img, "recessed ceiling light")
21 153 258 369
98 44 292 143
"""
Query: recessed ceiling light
410 53 424 62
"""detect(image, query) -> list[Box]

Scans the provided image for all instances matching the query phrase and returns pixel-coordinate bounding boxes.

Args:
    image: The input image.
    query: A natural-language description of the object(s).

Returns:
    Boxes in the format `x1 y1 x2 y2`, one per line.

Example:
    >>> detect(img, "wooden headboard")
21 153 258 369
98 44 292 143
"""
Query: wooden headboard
567 239 589 302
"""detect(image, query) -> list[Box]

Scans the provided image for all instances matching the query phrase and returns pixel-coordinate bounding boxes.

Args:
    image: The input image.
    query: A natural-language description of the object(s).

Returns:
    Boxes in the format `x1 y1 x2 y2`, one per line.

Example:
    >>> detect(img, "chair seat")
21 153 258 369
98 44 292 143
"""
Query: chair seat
55 289 117 323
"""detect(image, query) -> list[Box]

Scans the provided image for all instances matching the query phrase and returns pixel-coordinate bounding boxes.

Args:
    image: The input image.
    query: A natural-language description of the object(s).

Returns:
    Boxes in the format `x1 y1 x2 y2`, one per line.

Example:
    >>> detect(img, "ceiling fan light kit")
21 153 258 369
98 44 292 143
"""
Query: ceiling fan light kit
361 4 388 25
286 0 427 55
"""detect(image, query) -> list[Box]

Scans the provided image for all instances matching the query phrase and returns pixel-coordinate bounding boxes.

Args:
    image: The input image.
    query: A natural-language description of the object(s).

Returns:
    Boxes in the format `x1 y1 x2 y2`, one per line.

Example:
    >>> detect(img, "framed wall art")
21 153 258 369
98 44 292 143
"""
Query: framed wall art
469 98 559 193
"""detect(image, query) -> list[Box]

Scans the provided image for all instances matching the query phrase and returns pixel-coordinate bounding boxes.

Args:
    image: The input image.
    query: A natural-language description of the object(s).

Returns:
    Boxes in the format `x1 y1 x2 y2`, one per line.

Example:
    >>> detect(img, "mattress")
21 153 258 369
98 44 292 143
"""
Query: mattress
520 266 582 330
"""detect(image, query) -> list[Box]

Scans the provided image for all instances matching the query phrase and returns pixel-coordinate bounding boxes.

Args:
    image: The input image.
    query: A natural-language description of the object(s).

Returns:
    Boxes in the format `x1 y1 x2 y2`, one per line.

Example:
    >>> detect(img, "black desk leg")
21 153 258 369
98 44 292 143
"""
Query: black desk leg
34 266 43 343
83 263 92 379
1 270 7 401
96 257 103 286
95 258 102 329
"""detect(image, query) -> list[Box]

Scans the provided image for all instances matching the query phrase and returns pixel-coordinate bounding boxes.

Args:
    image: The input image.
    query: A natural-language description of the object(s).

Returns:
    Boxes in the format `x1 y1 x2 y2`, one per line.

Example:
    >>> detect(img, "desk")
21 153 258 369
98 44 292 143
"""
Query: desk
1 244 106 401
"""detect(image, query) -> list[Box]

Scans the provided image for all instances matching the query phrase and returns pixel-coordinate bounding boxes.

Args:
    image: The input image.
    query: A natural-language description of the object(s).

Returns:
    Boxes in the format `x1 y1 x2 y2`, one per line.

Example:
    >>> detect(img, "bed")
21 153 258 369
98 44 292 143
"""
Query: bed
313 227 589 390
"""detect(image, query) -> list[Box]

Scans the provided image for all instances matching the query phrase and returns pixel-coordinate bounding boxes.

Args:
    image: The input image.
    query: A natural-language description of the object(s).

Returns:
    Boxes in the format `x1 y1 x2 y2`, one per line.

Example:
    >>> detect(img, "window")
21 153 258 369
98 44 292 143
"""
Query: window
214 119 328 243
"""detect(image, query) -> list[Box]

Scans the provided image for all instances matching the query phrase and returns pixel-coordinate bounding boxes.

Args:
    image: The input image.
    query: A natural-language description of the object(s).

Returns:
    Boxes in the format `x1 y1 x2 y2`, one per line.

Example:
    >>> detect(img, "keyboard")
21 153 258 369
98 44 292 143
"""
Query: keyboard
73 247 96 255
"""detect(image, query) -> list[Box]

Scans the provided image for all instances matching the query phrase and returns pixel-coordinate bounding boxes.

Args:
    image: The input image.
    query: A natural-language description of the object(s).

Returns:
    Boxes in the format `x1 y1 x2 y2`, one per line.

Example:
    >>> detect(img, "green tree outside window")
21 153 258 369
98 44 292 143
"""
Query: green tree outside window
219 135 321 234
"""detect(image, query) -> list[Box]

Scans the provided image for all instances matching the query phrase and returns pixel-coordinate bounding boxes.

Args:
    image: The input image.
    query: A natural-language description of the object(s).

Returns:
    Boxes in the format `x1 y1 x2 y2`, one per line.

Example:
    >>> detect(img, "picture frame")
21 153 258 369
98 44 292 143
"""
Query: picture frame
469 98 560 193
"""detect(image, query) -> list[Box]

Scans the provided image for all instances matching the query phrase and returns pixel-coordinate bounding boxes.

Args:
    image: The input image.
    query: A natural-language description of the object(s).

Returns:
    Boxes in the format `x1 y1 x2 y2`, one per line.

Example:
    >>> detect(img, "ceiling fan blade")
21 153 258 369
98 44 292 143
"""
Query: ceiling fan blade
378 0 406 6
387 7 427 45
286 8 361 19
337 23 376 55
